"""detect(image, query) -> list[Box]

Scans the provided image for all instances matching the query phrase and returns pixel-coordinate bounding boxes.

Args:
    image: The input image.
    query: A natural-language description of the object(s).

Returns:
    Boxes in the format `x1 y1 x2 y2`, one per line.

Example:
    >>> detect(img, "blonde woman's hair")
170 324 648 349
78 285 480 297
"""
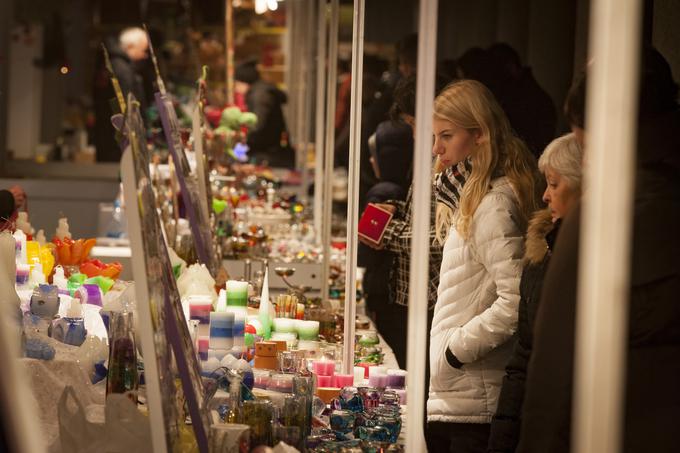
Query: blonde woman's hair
434 80 542 243
538 132 584 191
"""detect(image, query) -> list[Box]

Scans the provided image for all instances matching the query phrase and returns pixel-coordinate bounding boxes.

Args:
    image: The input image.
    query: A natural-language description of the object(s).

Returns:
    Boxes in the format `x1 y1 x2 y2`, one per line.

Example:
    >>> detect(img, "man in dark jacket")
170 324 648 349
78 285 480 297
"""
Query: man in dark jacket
517 47 680 453
234 60 294 168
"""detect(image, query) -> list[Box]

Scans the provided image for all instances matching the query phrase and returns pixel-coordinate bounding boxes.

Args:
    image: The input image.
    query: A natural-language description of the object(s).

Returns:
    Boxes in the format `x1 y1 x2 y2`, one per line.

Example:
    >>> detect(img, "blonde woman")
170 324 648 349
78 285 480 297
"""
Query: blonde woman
426 80 541 452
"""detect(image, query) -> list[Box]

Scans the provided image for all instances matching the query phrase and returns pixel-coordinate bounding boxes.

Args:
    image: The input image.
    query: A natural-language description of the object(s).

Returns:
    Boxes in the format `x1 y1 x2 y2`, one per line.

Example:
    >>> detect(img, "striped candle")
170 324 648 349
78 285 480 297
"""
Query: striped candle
197 336 209 361
209 312 235 350
226 280 249 307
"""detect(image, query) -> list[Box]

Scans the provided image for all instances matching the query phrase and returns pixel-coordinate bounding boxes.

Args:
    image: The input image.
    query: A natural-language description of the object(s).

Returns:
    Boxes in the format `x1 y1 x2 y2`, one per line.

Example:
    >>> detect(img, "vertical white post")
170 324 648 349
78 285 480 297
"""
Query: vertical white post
574 0 641 452
313 0 327 240
299 0 316 207
341 0 365 375
406 0 438 450
320 0 339 305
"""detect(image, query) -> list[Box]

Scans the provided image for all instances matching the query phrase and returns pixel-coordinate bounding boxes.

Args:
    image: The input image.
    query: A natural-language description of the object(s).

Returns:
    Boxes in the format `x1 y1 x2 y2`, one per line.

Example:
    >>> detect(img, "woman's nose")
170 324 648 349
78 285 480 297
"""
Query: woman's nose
542 187 550 204
432 141 442 156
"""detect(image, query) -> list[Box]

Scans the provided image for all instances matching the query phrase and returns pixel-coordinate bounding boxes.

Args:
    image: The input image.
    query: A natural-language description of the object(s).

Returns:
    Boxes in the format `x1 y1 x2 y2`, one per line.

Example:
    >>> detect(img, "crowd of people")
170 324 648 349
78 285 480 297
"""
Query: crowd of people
356 37 679 453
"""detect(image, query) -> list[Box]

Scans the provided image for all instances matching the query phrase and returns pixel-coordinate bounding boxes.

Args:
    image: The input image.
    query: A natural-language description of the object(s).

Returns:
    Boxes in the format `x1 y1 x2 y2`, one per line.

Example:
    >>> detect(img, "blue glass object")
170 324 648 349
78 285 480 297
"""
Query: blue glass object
330 409 355 433
356 426 391 442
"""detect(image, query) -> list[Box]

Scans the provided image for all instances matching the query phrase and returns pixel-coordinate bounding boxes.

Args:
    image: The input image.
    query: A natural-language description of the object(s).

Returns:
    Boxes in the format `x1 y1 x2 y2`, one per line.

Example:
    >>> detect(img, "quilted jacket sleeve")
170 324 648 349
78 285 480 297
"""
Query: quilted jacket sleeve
447 193 524 364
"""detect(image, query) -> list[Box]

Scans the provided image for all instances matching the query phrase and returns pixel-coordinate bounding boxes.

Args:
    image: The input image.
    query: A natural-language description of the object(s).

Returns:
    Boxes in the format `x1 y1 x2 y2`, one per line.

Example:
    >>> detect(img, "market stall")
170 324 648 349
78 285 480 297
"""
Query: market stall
3 1 412 452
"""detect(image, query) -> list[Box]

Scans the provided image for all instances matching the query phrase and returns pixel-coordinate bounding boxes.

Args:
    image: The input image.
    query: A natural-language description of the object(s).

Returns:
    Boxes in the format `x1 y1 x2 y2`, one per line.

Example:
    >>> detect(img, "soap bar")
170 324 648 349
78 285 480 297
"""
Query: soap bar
255 341 278 357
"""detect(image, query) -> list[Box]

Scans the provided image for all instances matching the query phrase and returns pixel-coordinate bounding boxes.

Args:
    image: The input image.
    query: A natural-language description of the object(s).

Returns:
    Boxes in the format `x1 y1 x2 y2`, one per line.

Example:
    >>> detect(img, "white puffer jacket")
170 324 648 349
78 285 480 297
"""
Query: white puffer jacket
428 177 527 423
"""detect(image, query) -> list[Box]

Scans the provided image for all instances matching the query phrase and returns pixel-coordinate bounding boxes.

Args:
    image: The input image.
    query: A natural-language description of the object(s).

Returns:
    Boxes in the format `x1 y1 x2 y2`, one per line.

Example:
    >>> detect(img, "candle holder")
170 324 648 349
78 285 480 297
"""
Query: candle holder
274 267 312 304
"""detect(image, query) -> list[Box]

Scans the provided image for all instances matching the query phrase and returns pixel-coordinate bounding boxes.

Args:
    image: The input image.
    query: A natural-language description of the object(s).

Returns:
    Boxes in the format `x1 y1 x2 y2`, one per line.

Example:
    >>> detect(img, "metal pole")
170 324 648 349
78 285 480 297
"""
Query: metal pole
320 0 339 305
406 0 438 450
313 0 327 240
341 0 365 375
225 0 234 105
573 0 641 452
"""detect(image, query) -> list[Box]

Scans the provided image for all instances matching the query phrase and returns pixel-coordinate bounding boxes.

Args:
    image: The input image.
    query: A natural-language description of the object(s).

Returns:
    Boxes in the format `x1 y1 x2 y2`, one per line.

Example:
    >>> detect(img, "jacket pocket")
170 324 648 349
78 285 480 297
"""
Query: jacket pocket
430 329 467 392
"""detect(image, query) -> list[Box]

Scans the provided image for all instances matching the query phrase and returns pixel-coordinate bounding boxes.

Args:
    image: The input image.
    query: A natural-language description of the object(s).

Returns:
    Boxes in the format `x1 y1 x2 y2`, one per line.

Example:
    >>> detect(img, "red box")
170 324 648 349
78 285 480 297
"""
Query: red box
358 203 394 247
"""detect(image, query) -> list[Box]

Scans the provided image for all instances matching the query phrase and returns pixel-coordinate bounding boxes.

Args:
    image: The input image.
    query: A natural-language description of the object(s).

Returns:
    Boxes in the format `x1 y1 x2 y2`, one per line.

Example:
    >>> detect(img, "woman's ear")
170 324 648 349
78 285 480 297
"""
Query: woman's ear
474 130 485 146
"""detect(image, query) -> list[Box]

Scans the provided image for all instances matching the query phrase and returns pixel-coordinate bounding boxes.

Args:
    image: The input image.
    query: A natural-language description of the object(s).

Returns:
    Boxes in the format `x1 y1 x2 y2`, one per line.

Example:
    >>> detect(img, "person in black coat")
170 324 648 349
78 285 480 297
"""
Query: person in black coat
488 133 583 453
234 60 294 168
358 119 413 368
516 47 680 453
94 29 150 162
486 43 557 159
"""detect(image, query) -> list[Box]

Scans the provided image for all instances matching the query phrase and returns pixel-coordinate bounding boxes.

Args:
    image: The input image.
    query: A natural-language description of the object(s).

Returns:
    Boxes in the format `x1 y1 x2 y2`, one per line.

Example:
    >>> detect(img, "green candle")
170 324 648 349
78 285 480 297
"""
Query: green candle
226 280 249 307
296 320 320 341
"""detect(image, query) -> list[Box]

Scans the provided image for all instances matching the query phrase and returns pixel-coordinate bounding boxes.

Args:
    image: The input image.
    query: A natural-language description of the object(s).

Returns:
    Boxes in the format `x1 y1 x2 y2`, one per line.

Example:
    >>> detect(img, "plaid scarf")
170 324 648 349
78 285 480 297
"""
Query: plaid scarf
435 157 473 211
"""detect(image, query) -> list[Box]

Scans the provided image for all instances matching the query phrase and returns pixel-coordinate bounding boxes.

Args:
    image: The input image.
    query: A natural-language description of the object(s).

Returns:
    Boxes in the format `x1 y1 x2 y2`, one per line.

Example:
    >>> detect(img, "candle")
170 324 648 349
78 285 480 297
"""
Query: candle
368 366 386 377
209 312 235 350
333 374 354 388
296 320 320 341
356 362 372 378
253 370 271 389
208 348 229 361
16 263 30 286
316 375 333 388
386 369 407 389
297 340 320 353
268 373 294 393
353 366 366 386
368 374 388 389
312 359 335 377
226 280 249 307
394 388 407 405
271 332 297 349
197 336 209 361
232 316 245 348
189 300 212 325
273 317 296 333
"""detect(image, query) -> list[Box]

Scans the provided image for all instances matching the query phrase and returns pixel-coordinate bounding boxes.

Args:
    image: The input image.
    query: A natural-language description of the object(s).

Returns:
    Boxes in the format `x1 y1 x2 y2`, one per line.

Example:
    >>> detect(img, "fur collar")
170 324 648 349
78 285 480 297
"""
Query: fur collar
524 208 556 264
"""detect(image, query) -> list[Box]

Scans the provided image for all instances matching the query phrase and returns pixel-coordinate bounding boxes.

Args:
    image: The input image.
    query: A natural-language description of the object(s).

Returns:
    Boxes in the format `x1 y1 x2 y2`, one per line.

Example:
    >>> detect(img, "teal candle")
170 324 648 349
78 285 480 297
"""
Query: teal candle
226 280 249 307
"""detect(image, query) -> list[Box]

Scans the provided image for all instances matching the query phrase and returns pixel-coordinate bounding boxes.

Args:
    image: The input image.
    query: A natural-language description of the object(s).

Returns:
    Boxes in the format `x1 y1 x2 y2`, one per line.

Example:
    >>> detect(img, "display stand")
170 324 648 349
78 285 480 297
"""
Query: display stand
313 0 328 240
405 1 439 450
193 67 212 227
573 1 641 451
122 97 210 453
340 0 365 375
320 0 339 305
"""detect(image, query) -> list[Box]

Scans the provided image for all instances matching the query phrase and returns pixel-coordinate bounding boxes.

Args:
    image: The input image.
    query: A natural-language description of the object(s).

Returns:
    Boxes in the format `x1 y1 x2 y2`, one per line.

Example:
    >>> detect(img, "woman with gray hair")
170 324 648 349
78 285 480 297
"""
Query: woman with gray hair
487 132 583 453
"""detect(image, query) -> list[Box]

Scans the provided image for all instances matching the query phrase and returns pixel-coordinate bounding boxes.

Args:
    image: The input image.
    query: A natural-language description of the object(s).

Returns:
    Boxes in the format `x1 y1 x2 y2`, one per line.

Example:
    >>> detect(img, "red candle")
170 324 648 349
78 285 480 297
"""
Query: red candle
312 359 335 376
316 374 333 387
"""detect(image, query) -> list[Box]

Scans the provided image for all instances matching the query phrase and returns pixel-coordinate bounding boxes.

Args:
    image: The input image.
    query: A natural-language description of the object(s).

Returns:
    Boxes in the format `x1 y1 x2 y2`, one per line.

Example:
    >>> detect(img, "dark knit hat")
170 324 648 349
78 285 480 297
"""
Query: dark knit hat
234 59 260 84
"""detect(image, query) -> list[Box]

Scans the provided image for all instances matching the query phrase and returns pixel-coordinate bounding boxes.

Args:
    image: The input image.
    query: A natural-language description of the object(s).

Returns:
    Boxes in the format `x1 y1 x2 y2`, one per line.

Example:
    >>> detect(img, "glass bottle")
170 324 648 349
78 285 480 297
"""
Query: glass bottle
106 311 138 403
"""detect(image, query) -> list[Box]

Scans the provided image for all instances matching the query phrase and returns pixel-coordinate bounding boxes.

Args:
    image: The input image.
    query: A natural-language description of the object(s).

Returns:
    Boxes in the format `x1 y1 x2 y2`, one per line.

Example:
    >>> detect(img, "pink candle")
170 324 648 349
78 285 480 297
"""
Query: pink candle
394 388 407 405
368 374 388 389
197 336 210 361
312 359 335 376
316 375 334 388
333 374 354 388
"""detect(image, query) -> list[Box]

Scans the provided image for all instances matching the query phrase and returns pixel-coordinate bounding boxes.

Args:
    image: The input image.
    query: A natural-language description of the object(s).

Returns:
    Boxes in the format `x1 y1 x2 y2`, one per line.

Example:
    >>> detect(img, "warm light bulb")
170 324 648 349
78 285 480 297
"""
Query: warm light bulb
254 0 267 14
60 66 69 74
267 0 278 10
